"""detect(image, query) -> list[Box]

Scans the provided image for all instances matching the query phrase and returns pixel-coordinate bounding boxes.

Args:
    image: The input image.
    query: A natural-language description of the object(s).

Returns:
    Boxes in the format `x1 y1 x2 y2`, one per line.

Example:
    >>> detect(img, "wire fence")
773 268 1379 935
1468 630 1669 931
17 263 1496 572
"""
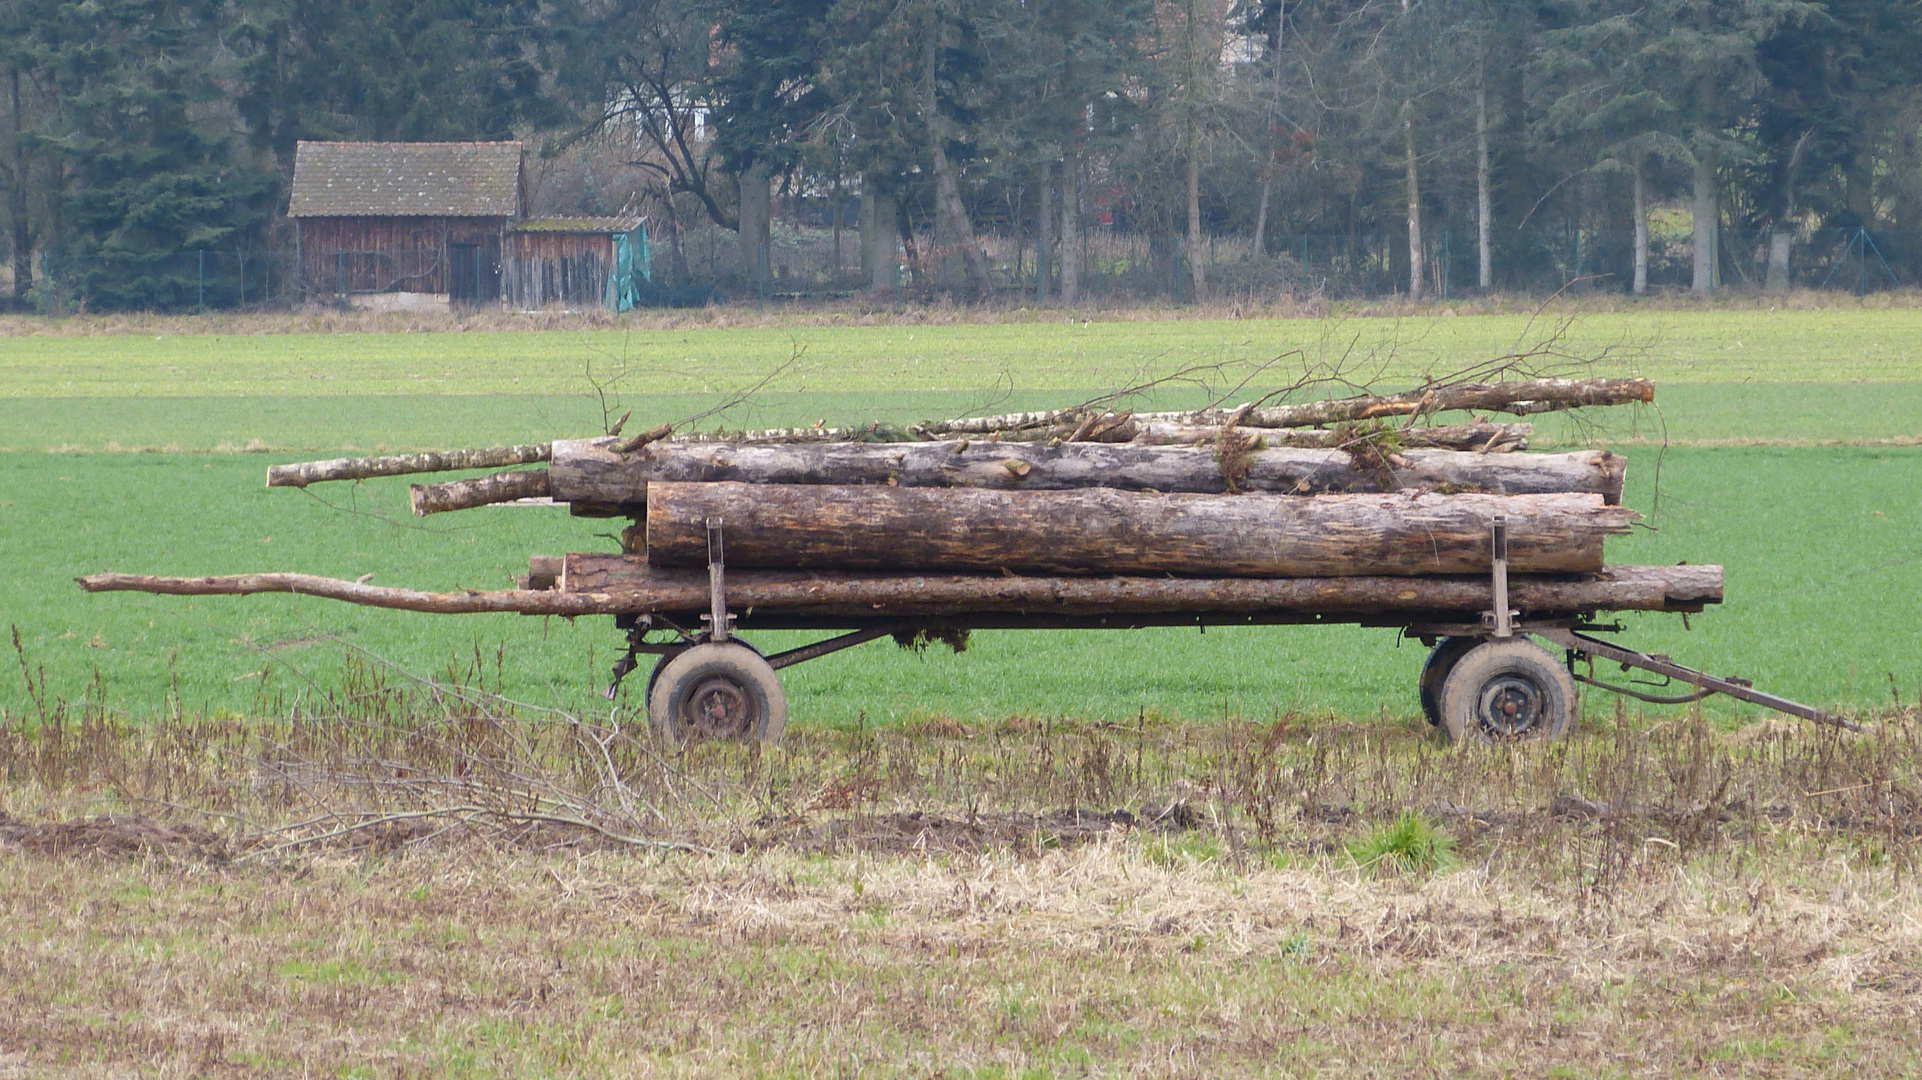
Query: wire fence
3 226 1915 314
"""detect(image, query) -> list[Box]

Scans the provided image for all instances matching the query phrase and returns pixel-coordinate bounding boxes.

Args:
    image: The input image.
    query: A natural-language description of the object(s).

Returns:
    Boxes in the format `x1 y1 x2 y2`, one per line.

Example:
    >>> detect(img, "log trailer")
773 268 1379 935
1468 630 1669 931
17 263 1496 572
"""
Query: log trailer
78 422 1853 744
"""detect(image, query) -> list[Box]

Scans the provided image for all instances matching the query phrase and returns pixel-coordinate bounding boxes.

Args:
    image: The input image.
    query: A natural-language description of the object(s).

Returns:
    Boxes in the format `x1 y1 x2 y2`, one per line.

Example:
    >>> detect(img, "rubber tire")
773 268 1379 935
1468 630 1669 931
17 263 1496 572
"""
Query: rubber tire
646 643 788 743
1418 636 1481 727
1438 639 1576 744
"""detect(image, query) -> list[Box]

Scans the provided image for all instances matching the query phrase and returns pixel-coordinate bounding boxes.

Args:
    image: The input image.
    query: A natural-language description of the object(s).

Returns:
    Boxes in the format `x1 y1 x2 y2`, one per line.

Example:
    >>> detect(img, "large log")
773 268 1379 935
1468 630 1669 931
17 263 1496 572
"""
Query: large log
74 563 1723 618
559 557 1719 615
644 484 1637 577
548 439 1621 502
266 444 552 488
918 378 1654 435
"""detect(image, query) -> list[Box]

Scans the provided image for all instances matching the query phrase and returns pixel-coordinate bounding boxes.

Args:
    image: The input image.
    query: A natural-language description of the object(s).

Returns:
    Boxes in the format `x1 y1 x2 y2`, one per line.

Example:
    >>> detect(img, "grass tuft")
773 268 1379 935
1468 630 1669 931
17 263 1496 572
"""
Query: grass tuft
1346 810 1457 877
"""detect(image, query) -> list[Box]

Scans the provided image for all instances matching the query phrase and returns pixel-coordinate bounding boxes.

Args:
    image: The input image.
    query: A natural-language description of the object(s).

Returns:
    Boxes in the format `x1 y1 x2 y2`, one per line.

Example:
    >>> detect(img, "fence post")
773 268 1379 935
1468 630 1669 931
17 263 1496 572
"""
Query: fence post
758 241 769 310
198 249 205 313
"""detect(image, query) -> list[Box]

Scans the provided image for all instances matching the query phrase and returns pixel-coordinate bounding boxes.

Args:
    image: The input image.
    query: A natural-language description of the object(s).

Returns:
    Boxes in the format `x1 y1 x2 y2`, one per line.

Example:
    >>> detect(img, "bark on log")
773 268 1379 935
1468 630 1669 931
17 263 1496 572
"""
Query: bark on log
75 563 1722 618
644 484 1636 577
919 378 1654 435
550 439 1621 502
561 559 1718 616
410 469 551 515
1130 422 1530 451
266 444 552 488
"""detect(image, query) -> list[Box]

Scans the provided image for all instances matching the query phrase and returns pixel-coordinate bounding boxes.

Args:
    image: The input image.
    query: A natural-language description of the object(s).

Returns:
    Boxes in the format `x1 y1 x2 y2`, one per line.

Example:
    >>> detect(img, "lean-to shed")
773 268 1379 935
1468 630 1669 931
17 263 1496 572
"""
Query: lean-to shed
506 217 649 312
290 141 524 310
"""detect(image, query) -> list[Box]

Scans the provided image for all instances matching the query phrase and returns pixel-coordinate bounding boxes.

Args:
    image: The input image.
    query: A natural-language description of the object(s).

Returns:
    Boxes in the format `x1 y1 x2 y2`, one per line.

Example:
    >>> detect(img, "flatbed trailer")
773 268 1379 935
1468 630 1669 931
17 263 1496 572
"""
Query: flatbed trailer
78 517 1852 744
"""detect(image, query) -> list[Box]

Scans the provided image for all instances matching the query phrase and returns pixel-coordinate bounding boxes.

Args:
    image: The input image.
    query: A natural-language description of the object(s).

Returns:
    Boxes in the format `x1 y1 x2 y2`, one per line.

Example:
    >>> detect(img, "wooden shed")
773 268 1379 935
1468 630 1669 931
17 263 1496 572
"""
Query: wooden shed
505 217 649 312
289 141 525 310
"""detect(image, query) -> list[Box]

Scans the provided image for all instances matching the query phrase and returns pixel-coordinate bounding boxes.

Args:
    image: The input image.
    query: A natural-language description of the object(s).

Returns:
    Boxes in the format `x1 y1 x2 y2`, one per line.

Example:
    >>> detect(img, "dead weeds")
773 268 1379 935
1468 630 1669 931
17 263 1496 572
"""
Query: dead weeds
3 675 1920 1075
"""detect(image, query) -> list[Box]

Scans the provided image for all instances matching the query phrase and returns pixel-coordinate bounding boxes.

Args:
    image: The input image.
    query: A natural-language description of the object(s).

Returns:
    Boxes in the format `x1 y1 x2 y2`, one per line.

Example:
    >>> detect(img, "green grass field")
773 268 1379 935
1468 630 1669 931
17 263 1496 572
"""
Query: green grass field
3 308 1920 724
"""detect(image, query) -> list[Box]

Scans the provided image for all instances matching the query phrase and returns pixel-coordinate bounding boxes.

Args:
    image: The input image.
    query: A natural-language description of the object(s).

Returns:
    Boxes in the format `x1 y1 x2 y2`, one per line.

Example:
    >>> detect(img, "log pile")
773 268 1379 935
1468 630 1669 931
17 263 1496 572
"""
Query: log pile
88 376 1693 622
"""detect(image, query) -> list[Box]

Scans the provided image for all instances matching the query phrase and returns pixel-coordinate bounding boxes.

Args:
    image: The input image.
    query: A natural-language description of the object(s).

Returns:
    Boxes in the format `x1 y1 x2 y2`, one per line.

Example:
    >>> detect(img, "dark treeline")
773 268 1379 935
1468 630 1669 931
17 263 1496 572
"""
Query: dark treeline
4 0 1921 310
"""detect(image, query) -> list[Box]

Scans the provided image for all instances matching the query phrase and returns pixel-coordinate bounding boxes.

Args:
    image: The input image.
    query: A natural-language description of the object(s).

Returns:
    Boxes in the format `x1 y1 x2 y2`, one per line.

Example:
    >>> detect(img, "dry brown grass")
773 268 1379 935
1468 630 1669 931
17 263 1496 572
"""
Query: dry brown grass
3 669 1919 1076
5 286 1922 338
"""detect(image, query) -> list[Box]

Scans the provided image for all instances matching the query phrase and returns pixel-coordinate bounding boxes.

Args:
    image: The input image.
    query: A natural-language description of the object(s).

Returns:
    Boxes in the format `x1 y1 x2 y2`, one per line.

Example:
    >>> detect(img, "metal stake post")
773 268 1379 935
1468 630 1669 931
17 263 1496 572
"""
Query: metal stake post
1484 515 1514 638
704 516 730 643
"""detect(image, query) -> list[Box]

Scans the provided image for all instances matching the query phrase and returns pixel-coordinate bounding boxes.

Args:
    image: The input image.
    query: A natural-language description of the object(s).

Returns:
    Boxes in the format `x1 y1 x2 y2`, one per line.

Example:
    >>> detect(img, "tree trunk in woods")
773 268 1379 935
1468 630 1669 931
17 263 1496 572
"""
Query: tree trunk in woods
1766 232 1792 292
1631 152 1648 295
74 563 1724 619
9 66 29 303
556 558 1723 618
1034 161 1051 301
1403 99 1423 300
545 439 1623 503
925 38 995 299
737 163 771 290
644 483 1635 577
858 187 875 281
867 184 898 297
1476 70 1492 291
1185 130 1204 301
1691 150 1717 293
1253 6 1284 259
1060 151 1081 304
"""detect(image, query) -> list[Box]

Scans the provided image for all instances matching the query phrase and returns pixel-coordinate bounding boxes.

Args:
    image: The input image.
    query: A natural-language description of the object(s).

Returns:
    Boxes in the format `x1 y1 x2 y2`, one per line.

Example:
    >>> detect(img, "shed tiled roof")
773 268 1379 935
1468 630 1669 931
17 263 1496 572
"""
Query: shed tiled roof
289 141 523 218
512 216 644 234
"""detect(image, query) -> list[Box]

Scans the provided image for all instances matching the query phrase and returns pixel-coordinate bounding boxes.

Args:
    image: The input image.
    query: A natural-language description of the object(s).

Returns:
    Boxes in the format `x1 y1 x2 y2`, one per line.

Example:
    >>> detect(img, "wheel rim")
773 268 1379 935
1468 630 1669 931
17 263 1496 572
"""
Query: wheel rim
681 674 759 740
1475 674 1547 738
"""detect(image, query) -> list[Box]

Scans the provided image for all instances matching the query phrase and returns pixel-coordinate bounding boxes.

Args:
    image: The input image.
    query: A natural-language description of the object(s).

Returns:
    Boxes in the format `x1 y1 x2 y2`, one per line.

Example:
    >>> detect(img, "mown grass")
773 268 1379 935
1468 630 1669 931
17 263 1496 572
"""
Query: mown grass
3 306 1919 725
5 444 1918 723
5 381 1922 454
5 306 1922 399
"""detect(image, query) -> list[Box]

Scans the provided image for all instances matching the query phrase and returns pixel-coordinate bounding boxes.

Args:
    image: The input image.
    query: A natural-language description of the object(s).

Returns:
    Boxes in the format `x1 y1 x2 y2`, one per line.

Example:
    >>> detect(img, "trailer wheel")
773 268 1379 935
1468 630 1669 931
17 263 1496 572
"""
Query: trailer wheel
1438 639 1576 744
647 643 788 743
1418 636 1480 727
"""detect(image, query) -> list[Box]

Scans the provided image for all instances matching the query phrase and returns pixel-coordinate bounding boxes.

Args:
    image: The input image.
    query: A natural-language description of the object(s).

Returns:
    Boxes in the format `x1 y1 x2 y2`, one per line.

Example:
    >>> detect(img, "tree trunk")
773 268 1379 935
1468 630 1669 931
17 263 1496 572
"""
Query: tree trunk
1185 127 1204 301
1691 151 1716 293
410 469 550 516
643 483 1635 577
920 376 1654 434
1060 150 1081 304
1631 152 1648 295
266 444 553 488
546 439 1623 502
1476 73 1492 290
867 185 898 297
1131 422 1529 451
75 563 1724 619
858 186 875 281
737 162 771 290
1034 161 1051 301
1403 99 1423 300
1765 231 1791 292
9 65 29 303
924 37 995 299
555 558 1722 618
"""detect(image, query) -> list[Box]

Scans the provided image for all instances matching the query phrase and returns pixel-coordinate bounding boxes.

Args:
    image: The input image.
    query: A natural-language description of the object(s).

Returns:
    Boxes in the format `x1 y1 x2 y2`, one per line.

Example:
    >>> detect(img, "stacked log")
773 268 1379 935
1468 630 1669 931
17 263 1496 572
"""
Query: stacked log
643 484 1636 577
540 438 1625 502
75 563 1724 618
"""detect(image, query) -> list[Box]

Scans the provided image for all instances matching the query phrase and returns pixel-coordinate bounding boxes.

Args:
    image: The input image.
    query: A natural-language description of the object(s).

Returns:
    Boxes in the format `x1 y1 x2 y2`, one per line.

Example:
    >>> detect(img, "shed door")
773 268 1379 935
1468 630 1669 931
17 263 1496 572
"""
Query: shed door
447 240 501 305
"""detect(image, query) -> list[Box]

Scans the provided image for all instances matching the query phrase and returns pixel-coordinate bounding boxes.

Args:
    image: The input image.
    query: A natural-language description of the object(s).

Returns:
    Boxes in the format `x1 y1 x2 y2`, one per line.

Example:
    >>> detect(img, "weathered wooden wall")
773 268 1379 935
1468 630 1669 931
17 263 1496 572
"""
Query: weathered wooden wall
296 216 505 300
505 231 615 309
